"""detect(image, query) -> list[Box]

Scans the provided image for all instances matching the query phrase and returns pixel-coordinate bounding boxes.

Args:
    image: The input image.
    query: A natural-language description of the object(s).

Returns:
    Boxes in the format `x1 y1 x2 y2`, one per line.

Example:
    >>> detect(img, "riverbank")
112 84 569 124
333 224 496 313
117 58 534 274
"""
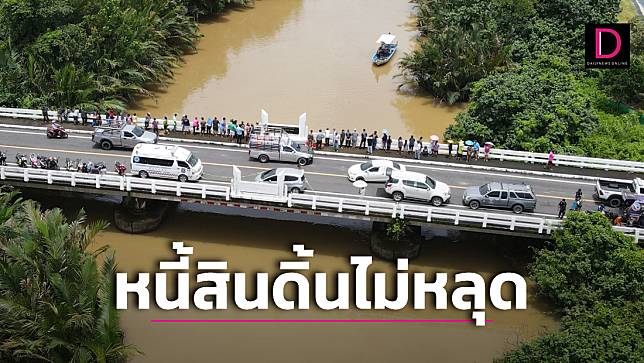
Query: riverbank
128 0 464 138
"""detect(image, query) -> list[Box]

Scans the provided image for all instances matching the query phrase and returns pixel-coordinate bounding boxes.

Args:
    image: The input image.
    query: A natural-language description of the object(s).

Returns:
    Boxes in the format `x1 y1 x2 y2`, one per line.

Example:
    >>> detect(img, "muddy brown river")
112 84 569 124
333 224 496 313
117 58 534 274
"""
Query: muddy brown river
129 0 464 139
28 192 557 363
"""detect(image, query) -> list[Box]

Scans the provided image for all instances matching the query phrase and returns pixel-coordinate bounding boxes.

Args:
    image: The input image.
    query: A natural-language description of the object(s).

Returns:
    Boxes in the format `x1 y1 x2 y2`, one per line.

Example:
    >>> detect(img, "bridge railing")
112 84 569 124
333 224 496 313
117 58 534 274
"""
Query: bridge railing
1 106 643 174
0 165 641 242
1 166 231 201
287 193 563 235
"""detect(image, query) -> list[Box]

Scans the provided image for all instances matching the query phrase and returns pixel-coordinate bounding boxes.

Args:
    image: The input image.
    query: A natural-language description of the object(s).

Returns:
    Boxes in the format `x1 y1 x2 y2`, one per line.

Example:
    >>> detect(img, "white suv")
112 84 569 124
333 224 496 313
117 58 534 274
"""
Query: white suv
385 170 451 206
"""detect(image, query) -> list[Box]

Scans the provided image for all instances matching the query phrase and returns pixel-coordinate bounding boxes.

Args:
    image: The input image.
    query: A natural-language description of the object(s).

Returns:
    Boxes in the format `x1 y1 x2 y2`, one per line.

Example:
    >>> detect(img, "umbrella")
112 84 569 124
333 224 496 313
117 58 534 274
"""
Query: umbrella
464 140 474 146
485 141 495 146
353 180 368 189
430 135 439 141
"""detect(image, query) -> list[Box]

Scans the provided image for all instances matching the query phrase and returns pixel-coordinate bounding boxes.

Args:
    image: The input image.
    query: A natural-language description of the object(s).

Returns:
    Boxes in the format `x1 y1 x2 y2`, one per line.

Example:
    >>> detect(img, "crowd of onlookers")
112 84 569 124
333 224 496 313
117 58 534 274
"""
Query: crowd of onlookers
306 128 498 162
42 106 559 165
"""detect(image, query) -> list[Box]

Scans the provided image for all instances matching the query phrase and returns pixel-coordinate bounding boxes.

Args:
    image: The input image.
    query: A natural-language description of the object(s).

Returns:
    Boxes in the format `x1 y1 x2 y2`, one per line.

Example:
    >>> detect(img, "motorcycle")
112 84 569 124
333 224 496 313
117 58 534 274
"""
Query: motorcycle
65 158 79 171
43 155 59 170
29 153 44 168
0 151 6 166
15 153 28 168
115 161 127 176
88 161 107 175
79 160 107 174
46 123 68 139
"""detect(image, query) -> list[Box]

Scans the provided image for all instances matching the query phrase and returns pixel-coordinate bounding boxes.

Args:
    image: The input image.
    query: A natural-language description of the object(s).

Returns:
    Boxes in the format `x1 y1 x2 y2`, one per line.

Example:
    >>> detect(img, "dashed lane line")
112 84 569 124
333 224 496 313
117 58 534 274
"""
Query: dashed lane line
0 143 598 203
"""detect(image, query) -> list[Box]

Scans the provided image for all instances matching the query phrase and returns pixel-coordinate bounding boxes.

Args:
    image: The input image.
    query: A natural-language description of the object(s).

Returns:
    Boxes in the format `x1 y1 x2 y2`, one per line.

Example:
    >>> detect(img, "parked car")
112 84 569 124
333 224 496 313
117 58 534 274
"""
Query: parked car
131 143 203 182
347 160 406 182
248 132 312 166
255 168 307 193
385 170 450 206
594 178 644 208
92 124 157 150
462 182 536 214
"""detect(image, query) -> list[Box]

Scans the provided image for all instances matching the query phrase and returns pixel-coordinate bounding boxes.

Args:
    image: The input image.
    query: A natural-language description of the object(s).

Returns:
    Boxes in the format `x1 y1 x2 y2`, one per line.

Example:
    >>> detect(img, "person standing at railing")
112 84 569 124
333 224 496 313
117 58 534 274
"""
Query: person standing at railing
546 150 555 170
456 140 463 160
360 129 367 149
483 142 492 162
315 129 323 150
81 109 88 125
408 135 415 155
325 128 331 147
42 105 49 122
351 129 358 148
473 140 480 160
206 117 213 135
414 137 422 159
163 116 169 135
447 139 453 158
340 129 345 149
173 113 178 132
144 113 151 130
152 118 159 135
398 137 403 154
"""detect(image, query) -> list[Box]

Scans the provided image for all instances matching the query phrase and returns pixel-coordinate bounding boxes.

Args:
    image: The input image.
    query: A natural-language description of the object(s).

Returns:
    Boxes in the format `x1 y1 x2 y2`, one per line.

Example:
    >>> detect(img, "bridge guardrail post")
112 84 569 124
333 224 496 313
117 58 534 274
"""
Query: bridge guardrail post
1 166 5 180
119 177 124 191
635 229 640 242
426 207 432 222
454 211 459 225
482 213 488 228
175 183 181 197
225 188 230 201
126 177 131 191
538 220 544 233
287 193 292 207
365 201 370 216
95 175 100 189
201 185 206 199
47 171 52 184
23 169 28 182
391 204 397 218
151 180 156 194
510 216 516 231
399 205 404 219
312 195 317 210
338 199 343 213
71 173 76 186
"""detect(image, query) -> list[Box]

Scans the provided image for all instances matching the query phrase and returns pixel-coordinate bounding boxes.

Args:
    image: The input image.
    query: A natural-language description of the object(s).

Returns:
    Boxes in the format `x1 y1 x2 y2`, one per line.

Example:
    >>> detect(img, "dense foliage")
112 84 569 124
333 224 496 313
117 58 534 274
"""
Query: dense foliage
404 0 644 159
497 212 644 362
0 0 250 112
445 55 598 151
0 192 135 362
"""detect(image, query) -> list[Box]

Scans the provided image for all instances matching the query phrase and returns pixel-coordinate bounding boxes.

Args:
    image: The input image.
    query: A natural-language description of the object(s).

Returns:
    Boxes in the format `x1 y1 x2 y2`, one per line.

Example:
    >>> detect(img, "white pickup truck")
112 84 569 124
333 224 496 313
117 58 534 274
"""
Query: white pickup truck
595 178 644 208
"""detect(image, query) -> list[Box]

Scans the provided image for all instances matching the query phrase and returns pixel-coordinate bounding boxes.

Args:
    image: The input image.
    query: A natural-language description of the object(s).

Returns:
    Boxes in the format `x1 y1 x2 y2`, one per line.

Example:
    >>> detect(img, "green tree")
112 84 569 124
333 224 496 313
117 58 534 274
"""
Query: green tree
529 211 644 312
0 193 138 362
499 302 644 362
445 55 598 151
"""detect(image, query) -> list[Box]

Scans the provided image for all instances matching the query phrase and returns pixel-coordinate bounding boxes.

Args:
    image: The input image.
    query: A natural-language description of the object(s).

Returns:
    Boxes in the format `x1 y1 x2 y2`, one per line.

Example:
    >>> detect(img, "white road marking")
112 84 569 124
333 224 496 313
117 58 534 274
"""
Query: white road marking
0 127 607 186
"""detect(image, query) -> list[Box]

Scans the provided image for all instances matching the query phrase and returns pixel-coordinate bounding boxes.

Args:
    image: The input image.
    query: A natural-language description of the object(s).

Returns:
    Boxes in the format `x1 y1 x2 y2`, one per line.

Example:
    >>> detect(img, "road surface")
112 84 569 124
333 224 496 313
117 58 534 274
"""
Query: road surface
2 126 642 220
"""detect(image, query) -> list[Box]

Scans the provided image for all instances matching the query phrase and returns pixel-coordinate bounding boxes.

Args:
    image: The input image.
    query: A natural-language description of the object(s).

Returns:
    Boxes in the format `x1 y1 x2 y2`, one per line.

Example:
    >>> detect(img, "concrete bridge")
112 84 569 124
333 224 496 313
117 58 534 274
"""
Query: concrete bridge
0 126 641 243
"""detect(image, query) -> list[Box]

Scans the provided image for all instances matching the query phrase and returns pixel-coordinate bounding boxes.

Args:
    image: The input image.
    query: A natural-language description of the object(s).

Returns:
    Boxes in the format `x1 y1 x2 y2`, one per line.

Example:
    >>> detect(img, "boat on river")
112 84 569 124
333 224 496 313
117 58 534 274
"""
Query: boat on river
372 33 398 66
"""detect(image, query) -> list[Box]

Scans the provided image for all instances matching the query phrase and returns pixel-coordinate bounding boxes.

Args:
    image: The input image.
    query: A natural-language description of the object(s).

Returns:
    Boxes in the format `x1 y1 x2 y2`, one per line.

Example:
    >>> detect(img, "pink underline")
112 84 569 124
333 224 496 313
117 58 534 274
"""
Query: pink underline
150 319 492 324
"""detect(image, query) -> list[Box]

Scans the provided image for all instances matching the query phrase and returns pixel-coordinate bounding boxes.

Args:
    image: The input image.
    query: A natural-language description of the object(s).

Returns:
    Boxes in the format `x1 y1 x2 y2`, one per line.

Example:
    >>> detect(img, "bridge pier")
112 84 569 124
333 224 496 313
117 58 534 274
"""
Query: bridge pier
370 220 422 261
113 197 175 234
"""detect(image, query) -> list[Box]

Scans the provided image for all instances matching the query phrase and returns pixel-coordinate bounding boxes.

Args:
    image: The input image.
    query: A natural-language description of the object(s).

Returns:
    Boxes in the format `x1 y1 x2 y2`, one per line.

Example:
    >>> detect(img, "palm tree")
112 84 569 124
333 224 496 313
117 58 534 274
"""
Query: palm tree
0 195 139 362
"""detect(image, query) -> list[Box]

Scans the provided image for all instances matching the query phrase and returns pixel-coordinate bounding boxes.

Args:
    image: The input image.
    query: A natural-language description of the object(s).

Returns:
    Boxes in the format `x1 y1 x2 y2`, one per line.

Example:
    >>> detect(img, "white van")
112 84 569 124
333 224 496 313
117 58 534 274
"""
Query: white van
130 144 203 182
